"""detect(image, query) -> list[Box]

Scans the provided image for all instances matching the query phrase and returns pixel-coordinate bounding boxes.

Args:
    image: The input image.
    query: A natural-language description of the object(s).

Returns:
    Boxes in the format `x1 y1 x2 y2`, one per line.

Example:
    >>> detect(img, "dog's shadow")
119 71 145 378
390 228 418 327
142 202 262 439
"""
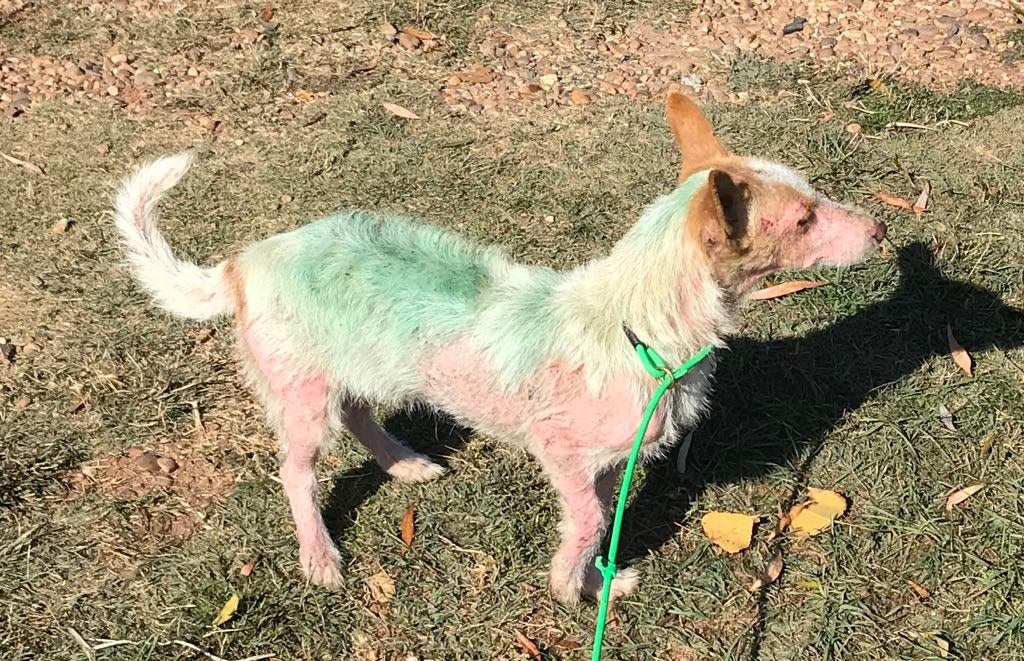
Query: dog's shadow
621 241 1024 656
321 409 472 560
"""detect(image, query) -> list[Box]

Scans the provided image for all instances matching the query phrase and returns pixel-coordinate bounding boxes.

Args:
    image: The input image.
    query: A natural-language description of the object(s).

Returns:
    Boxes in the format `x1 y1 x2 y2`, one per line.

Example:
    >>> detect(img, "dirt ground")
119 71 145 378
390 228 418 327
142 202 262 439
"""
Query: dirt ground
2 1 1024 659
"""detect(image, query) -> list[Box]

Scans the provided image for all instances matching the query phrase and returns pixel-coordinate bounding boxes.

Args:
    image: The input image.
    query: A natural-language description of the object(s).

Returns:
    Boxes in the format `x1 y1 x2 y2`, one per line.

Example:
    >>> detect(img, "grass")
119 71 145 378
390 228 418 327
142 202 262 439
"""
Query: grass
2 3 1024 660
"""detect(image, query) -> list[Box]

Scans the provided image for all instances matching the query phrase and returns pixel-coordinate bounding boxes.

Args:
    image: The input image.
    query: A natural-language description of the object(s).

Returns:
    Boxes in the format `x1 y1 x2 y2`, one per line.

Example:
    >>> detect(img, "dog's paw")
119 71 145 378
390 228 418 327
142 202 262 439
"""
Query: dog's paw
386 454 446 483
582 566 640 603
300 544 343 589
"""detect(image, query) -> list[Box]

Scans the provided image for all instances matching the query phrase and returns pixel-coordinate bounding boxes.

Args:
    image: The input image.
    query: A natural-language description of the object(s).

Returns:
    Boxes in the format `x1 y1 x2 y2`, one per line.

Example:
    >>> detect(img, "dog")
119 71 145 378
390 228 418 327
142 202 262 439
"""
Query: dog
113 93 886 604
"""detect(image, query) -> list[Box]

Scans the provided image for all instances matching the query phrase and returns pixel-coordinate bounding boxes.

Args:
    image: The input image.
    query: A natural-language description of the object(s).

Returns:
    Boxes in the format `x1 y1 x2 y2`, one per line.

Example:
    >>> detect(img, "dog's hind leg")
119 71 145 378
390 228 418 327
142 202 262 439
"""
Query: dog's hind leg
339 401 445 483
240 329 342 588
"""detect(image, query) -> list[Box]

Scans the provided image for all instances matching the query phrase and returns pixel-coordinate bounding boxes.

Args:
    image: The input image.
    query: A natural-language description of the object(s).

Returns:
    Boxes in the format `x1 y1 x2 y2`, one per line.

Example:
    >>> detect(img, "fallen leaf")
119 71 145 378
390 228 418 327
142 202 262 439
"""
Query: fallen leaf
675 430 694 475
749 280 829 301
980 435 996 458
259 4 273 21
382 101 420 120
906 579 930 600
400 26 436 40
211 593 239 626
788 488 847 537
867 78 888 92
514 630 541 659
749 550 784 591
551 637 583 651
294 89 315 102
400 504 415 549
0 151 44 175
873 191 914 211
945 483 983 511
366 570 396 604
912 180 930 215
795 578 821 590
239 557 257 577
700 511 757 553
938 404 957 432
947 325 972 376
935 634 951 658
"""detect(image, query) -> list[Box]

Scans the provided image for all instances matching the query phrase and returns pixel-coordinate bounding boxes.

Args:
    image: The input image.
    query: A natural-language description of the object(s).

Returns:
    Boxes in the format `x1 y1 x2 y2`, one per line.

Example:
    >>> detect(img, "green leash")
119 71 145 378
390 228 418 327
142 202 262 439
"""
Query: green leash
591 325 715 661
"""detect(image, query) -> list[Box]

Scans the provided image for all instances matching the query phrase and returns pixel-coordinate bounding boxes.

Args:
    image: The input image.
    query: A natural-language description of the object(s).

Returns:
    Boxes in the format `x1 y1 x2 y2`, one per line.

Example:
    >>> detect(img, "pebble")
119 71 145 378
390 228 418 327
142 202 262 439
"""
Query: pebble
133 452 161 474
569 89 591 105
157 457 179 474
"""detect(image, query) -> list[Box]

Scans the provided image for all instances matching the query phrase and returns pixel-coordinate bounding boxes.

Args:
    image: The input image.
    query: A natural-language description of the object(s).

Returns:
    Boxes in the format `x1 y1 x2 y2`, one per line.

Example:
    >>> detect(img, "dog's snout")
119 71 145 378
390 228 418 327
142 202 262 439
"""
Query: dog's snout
872 221 887 242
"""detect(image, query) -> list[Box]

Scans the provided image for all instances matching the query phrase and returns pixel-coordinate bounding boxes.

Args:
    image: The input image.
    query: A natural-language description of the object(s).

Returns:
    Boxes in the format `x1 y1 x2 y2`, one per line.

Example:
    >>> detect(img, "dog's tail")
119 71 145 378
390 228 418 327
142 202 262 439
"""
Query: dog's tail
113 152 233 321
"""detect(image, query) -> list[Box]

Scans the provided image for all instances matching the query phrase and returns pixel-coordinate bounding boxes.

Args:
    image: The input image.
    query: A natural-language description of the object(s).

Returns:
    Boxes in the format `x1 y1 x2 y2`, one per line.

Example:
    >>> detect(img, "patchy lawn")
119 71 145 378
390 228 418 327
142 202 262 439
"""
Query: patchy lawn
2 2 1023 659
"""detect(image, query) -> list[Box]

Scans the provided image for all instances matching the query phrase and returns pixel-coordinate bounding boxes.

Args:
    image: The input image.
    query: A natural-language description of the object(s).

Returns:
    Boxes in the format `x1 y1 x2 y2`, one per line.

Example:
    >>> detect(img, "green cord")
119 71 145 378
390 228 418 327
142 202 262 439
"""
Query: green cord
591 326 714 661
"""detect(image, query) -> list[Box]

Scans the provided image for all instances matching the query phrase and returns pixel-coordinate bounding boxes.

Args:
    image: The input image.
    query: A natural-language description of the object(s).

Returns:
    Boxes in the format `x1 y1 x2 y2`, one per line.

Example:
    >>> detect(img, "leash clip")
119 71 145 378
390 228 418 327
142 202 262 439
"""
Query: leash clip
594 555 617 581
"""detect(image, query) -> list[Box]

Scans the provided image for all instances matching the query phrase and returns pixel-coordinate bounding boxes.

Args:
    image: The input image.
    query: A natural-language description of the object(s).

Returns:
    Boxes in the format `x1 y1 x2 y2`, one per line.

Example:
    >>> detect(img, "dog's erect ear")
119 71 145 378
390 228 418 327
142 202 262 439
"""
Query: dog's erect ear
666 91 729 179
689 169 751 251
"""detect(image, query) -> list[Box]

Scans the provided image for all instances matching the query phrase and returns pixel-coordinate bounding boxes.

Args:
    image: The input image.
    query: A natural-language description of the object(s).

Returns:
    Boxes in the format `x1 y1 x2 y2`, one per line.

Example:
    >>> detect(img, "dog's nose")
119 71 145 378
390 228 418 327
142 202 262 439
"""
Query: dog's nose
872 221 887 242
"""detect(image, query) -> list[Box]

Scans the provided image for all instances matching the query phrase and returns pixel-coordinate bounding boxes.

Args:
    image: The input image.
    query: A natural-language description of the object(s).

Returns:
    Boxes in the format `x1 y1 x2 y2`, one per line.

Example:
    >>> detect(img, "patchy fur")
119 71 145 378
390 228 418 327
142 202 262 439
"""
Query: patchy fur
113 94 885 603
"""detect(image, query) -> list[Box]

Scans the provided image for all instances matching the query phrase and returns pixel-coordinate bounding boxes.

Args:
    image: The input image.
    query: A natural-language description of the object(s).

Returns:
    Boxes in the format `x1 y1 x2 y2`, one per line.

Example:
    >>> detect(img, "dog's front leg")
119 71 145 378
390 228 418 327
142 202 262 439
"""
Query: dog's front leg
543 460 639 604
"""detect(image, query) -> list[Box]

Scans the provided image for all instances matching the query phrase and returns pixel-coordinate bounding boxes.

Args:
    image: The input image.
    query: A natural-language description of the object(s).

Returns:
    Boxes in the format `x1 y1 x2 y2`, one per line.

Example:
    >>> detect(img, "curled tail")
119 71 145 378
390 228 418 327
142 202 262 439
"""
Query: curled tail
113 152 233 320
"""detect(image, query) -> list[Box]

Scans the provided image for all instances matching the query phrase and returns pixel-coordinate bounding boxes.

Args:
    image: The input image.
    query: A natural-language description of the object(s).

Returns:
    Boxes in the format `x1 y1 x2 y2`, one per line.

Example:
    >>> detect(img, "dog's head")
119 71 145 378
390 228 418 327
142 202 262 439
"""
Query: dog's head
667 92 886 292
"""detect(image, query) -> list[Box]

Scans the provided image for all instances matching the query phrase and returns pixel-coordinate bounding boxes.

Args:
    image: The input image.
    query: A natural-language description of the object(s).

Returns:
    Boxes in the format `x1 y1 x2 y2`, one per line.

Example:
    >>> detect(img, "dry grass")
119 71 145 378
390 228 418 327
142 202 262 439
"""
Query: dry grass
2 2 1024 660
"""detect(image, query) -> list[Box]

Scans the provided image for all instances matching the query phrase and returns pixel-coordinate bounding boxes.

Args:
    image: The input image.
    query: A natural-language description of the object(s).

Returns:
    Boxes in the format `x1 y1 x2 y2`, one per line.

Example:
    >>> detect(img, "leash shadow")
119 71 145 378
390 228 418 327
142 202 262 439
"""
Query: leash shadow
620 241 1024 655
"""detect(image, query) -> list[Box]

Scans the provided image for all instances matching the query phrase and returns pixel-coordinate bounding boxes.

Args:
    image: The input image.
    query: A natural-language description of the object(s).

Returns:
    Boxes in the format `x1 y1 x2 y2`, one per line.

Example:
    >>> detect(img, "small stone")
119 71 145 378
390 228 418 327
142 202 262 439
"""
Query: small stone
846 122 862 134
13 395 30 409
106 85 119 96
398 32 421 50
29 275 44 288
446 75 462 87
96 143 110 155
819 46 836 58
156 457 179 474
80 465 96 478
187 67 199 77
380 21 397 37
966 32 989 48
109 53 127 65
569 89 591 105
133 70 158 86
19 342 41 356
133 452 161 474
820 36 838 47
538 73 558 87
782 17 806 35
126 447 144 459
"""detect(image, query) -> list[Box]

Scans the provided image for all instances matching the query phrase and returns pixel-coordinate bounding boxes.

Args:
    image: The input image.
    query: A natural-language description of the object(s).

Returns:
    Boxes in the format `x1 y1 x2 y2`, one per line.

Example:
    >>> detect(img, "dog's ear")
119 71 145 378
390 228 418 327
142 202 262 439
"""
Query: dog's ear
688 169 751 252
666 91 729 180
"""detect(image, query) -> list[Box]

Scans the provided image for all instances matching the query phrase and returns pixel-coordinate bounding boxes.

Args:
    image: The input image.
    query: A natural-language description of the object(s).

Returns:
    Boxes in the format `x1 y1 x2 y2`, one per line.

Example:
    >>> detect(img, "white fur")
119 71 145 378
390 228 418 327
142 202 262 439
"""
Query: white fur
113 152 231 321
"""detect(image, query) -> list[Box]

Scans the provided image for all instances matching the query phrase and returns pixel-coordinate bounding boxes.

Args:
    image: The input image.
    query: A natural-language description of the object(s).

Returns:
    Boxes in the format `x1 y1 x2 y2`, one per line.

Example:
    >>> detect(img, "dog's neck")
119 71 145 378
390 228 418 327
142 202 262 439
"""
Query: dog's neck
553 174 735 388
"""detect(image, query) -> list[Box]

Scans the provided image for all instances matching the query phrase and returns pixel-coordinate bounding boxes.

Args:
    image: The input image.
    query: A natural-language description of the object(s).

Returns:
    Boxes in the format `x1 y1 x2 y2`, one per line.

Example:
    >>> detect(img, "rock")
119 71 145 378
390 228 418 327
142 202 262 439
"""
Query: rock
539 73 558 87
966 32 989 48
782 17 807 35
380 21 397 37
133 452 161 474
846 122 862 134
96 143 110 155
446 75 462 87
157 457 179 474
133 70 159 86
0 342 15 364
50 218 70 234
569 89 591 105
106 85 119 96
458 64 493 84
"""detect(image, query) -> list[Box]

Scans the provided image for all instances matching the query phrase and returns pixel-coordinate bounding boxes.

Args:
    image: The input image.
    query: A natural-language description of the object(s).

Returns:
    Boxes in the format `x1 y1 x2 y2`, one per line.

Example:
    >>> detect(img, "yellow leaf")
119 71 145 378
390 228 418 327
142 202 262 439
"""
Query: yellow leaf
795 578 821 590
947 325 973 376
788 489 848 536
700 511 757 553
400 504 415 550
382 101 420 120
945 483 984 511
211 593 239 626
749 280 829 301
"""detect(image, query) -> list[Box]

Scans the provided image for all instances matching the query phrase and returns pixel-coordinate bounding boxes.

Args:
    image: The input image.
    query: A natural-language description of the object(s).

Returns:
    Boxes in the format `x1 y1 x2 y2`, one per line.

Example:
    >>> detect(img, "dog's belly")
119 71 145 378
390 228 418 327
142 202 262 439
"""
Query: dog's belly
420 339 666 458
